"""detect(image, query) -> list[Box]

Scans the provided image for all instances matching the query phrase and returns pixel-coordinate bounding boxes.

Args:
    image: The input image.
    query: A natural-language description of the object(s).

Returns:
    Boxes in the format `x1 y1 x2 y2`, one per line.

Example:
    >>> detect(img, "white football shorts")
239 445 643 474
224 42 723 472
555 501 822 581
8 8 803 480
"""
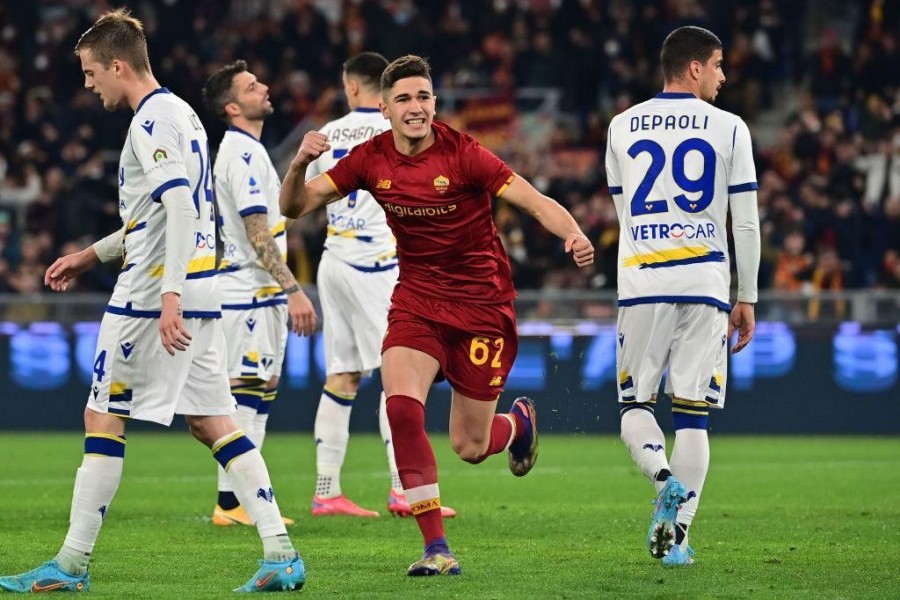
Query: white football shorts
616 303 729 408
87 313 234 425
221 301 287 381
317 250 398 376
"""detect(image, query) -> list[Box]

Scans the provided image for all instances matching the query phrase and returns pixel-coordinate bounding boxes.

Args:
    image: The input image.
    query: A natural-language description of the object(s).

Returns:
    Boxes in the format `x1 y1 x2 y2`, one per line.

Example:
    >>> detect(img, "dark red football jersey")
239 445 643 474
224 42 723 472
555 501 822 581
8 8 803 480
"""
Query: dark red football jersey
324 120 517 303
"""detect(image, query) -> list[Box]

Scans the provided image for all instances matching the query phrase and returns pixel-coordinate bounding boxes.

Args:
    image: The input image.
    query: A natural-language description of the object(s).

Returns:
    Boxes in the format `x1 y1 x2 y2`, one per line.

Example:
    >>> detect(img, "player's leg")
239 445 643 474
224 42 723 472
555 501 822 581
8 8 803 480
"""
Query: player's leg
442 300 534 475
253 303 287 453
616 304 688 559
383 389 458 518
0 410 122 593
311 371 380 517
664 305 729 565
213 376 264 525
382 345 458 575
1 313 141 592
181 319 303 591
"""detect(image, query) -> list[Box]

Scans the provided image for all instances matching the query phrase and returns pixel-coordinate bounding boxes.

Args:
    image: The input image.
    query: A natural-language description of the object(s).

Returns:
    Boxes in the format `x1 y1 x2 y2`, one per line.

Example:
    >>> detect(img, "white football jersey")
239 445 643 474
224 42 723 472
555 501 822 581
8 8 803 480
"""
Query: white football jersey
109 88 219 317
305 108 396 269
606 92 758 311
214 126 287 305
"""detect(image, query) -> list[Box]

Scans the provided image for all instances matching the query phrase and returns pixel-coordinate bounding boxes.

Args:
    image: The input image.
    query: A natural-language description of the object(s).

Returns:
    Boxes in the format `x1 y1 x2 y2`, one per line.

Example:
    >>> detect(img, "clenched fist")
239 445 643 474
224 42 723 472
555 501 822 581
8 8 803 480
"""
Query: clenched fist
292 130 331 168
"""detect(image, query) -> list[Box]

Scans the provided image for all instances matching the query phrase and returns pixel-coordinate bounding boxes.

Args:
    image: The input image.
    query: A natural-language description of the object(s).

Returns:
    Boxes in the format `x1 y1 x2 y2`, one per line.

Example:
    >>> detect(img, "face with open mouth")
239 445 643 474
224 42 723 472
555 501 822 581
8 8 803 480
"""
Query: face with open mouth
381 75 436 148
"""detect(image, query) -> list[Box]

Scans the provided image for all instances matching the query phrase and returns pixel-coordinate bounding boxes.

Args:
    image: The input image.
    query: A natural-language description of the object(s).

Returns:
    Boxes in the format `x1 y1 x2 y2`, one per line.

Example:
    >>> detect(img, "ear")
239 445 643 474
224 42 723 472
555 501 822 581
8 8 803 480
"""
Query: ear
689 60 702 81
379 100 389 119
111 59 124 76
224 101 241 119
347 79 360 97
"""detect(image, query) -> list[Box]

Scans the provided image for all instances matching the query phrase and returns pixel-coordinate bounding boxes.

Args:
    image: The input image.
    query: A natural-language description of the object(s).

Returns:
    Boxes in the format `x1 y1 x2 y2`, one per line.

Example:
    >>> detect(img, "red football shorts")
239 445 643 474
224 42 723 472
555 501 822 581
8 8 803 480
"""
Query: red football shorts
383 293 519 401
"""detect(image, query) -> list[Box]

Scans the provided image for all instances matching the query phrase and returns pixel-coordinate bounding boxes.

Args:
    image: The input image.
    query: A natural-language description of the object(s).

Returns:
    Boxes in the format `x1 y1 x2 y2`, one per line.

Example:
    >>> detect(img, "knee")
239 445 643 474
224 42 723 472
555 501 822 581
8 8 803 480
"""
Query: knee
184 416 212 445
451 434 488 464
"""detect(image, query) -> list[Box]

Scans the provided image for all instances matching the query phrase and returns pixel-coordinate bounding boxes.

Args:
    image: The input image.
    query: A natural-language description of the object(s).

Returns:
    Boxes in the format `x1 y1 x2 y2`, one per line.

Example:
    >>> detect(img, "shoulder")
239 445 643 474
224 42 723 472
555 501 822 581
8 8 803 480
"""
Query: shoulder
433 120 473 149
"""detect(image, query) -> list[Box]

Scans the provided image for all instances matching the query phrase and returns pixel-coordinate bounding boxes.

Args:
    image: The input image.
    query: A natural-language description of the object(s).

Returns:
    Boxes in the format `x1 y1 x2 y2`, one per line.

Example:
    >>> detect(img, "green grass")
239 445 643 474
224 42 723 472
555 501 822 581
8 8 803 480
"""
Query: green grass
0 433 898 599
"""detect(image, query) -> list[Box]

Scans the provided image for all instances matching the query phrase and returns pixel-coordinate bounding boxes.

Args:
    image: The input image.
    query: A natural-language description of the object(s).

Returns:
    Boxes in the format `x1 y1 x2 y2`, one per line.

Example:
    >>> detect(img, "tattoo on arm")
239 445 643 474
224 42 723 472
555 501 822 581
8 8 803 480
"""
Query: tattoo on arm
243 213 299 293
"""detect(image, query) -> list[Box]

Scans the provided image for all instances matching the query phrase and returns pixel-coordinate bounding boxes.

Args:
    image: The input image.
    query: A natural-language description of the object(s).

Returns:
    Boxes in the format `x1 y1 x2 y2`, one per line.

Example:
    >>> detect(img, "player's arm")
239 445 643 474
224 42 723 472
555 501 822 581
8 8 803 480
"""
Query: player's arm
500 176 595 267
280 131 341 218
158 185 198 355
44 226 126 291
242 213 316 336
727 120 761 354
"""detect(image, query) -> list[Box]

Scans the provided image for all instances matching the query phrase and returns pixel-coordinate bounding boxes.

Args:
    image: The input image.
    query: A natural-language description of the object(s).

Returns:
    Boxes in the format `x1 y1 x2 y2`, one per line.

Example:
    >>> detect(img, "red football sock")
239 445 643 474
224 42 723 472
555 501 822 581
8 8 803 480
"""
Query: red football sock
469 414 515 464
386 394 444 545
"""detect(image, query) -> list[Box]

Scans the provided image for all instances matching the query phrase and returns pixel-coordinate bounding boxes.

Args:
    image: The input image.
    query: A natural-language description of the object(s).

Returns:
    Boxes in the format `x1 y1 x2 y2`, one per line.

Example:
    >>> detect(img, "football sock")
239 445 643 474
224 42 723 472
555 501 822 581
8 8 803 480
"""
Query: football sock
620 408 670 492
58 434 126 575
378 391 403 491
261 534 297 563
386 394 444 545
669 424 710 529
314 387 354 498
213 432 287 539
256 386 277 448
468 414 515 464
217 403 257 508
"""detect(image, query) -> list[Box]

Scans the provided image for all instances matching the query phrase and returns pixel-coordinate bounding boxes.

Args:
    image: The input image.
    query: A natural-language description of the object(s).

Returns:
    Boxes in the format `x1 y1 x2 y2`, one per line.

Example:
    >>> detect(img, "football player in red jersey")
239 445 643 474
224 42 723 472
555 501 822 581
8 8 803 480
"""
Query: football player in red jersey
281 55 593 577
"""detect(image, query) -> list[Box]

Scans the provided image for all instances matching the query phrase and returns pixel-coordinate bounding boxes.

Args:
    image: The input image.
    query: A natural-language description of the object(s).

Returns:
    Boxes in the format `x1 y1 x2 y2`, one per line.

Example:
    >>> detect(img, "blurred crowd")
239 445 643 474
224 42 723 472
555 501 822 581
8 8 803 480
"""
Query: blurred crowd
0 0 898 304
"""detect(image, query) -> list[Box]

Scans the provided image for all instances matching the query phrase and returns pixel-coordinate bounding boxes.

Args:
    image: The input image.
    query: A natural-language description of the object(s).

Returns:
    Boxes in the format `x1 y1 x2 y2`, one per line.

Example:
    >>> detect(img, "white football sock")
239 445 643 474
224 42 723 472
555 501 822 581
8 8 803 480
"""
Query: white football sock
214 433 288 540
217 405 256 494
58 455 123 575
669 427 710 529
378 391 402 491
621 409 670 492
314 389 353 498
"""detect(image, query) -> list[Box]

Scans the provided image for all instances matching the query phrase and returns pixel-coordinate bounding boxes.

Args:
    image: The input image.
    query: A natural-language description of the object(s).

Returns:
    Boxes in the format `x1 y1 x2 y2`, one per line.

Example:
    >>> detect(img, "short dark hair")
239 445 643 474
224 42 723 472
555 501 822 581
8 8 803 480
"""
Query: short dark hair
380 55 431 92
202 60 248 123
343 52 389 93
660 26 722 82
74 8 150 75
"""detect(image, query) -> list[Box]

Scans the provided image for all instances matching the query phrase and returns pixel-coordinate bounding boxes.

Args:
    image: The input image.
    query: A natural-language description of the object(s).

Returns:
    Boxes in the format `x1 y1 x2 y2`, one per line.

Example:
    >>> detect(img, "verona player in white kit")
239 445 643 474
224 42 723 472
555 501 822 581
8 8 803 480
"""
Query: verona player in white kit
606 26 760 566
304 53 456 519
0 10 304 594
202 60 316 528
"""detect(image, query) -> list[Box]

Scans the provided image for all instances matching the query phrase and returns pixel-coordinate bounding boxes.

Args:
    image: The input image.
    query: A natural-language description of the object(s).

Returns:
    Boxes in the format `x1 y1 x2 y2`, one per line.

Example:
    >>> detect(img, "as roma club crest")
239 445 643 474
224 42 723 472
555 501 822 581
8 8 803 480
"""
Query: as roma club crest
433 175 449 194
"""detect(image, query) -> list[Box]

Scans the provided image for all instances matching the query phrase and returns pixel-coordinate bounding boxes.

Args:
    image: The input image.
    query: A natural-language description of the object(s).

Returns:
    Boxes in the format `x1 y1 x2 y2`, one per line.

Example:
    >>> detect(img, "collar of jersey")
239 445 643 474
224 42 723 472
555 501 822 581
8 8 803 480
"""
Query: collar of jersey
135 87 172 114
655 92 696 99
354 107 381 113
228 124 261 142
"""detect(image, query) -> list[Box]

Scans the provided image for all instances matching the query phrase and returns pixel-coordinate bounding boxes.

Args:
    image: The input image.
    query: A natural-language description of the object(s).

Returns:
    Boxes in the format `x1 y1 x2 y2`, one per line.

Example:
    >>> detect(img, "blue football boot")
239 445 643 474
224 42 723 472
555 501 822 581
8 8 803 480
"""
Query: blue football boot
647 476 687 559
662 544 695 566
234 555 305 593
0 559 90 593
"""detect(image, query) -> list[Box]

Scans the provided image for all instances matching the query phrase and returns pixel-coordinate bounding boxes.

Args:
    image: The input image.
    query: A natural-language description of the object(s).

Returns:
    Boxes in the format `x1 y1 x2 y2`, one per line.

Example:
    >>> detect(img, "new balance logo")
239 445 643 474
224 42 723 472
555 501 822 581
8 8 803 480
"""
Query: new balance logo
141 119 154 135
642 443 664 452
256 487 274 503
246 318 256 332
376 179 391 190
489 376 503 387
120 342 134 359
241 152 252 164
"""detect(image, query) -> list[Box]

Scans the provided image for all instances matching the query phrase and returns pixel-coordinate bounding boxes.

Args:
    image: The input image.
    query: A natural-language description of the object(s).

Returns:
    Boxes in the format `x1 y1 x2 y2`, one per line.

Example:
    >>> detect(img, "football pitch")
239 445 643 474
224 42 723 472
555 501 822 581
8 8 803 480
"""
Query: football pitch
0 432 897 599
